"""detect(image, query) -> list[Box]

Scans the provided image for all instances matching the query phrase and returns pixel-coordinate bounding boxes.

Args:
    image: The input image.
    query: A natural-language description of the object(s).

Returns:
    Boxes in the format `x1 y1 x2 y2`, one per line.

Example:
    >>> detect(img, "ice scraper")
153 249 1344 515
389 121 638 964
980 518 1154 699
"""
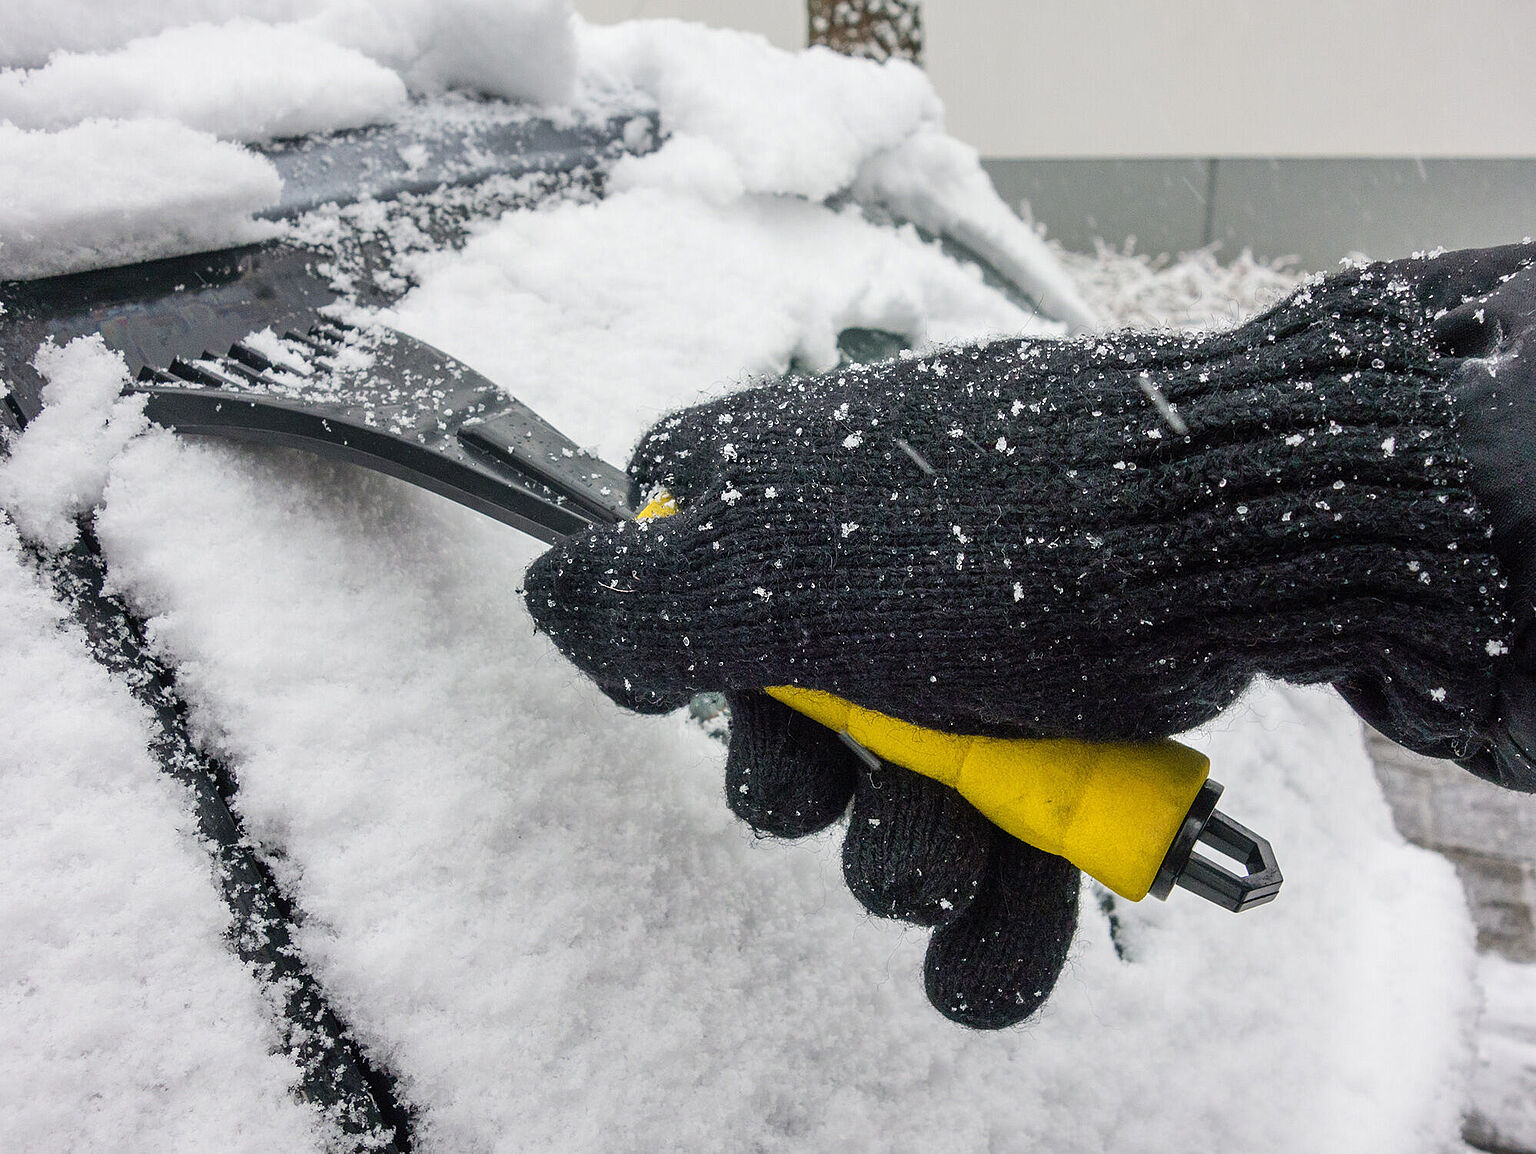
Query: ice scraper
0 242 1282 912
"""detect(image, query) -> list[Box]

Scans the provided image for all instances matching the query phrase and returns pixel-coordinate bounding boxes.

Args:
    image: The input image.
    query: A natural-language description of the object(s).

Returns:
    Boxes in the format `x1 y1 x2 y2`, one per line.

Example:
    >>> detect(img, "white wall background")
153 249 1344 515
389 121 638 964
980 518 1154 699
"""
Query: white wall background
573 0 1536 158
574 0 805 51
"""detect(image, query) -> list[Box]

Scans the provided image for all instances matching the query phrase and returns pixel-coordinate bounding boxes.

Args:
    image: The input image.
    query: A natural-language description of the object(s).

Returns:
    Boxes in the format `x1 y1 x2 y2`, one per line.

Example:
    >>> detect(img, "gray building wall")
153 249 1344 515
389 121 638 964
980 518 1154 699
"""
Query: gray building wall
984 157 1536 268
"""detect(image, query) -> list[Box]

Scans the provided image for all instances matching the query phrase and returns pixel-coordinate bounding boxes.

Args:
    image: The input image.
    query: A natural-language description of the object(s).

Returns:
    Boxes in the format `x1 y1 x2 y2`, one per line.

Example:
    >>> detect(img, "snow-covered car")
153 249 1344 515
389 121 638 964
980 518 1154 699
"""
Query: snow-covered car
0 4 1487 1152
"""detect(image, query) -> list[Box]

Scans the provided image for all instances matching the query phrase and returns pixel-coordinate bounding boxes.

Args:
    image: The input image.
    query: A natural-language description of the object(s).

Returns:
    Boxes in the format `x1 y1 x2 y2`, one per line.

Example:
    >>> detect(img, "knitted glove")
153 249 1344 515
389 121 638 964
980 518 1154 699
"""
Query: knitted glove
1422 244 1536 788
525 251 1519 1027
720 688 1079 1028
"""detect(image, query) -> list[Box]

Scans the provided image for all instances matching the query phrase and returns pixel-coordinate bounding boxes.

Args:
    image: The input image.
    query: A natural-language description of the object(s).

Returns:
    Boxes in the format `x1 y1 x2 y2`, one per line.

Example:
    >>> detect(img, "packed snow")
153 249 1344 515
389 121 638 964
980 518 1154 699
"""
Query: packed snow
0 0 576 102
391 186 1053 463
0 119 282 280
0 519 333 1153
1471 953 1536 1150
0 0 575 278
0 21 409 139
0 337 149 550
0 1 1519 1151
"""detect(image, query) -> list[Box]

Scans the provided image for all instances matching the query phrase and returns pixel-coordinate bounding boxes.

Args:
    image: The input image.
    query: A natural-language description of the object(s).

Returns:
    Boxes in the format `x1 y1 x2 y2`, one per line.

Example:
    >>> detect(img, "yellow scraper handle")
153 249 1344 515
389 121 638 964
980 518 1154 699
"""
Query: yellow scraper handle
764 687 1207 900
633 492 1273 907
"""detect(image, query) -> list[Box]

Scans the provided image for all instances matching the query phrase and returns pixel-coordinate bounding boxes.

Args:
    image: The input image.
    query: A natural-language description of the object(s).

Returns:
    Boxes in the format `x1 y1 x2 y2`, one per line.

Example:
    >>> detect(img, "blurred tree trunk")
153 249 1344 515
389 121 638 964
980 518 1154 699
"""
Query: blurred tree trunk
808 0 922 65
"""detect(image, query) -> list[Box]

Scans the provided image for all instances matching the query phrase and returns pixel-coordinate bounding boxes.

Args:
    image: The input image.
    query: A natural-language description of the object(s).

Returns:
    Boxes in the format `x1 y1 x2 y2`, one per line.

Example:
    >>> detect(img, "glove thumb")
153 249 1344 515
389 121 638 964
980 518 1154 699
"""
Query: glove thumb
522 507 729 711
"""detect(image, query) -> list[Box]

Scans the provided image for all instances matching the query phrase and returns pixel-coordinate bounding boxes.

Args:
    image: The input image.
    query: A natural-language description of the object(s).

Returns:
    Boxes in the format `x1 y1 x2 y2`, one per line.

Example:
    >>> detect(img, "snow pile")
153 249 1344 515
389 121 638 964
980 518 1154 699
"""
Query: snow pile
0 521 329 1153
0 0 576 278
0 119 282 281
0 20 410 139
854 130 1098 331
392 187 1052 462
578 19 940 201
0 338 146 549
1056 240 1303 332
308 0 576 105
576 19 1098 330
0 0 575 102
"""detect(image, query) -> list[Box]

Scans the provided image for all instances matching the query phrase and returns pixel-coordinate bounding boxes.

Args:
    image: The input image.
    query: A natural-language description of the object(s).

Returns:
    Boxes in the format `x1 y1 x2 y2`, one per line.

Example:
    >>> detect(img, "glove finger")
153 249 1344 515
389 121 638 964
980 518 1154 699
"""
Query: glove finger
724 691 858 838
842 758 990 926
923 834 1080 1029
522 508 723 710
627 372 837 505
628 391 756 505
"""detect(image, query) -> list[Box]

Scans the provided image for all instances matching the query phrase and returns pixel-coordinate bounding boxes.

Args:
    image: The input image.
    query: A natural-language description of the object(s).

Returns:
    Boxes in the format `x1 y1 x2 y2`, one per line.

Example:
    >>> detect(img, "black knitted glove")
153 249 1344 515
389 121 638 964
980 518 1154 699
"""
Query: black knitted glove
1422 244 1536 788
525 251 1520 1027
719 688 1079 1028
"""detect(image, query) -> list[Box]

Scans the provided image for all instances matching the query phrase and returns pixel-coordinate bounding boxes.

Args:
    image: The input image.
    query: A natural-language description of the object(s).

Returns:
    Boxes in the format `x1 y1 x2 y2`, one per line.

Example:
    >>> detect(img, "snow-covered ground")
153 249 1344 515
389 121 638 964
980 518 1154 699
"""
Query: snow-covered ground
0 3 1520 1151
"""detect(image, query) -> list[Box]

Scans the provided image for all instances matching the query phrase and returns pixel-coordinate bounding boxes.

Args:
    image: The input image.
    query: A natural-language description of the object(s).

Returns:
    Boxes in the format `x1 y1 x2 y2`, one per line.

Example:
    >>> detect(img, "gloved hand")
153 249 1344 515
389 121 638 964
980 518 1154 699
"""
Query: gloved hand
525 247 1525 1027
1421 244 1536 788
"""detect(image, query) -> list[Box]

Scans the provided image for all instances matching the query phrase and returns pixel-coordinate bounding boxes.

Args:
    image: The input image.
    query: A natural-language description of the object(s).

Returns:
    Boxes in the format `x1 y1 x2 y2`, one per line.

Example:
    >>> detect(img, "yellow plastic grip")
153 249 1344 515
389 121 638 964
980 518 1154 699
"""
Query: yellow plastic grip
635 493 679 521
765 687 1208 900
633 490 1210 900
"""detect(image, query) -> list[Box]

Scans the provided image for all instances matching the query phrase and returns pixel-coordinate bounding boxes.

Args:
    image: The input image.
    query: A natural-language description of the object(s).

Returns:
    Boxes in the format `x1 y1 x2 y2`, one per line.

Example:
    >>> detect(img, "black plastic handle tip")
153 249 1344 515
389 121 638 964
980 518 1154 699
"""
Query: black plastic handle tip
1149 779 1283 912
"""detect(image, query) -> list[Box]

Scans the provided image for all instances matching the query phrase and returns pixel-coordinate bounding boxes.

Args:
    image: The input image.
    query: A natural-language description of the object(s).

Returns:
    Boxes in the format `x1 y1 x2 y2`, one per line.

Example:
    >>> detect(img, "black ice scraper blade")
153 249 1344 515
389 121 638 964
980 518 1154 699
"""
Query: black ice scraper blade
1 243 632 544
